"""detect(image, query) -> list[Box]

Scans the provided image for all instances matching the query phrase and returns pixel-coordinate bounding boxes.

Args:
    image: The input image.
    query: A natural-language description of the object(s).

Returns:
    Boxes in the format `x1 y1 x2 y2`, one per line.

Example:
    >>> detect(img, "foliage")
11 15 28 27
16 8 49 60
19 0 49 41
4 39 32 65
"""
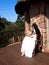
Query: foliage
0 15 25 31
15 15 25 30
0 15 25 47
0 17 5 31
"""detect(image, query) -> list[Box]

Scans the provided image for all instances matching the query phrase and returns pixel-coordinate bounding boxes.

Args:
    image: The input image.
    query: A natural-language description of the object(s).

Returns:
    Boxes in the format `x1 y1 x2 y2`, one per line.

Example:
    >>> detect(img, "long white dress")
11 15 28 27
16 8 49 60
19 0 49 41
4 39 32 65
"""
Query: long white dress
21 30 37 58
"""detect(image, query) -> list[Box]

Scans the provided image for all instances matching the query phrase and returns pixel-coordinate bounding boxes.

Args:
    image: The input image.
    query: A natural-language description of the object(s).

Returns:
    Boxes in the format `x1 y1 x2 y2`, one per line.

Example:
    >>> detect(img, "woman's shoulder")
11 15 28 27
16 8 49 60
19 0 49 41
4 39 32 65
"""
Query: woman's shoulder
25 30 32 37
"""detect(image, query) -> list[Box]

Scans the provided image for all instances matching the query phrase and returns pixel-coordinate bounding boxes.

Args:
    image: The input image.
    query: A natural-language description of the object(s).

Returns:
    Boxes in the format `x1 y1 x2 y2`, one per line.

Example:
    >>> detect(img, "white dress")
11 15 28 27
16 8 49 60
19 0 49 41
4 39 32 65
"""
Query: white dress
21 30 37 58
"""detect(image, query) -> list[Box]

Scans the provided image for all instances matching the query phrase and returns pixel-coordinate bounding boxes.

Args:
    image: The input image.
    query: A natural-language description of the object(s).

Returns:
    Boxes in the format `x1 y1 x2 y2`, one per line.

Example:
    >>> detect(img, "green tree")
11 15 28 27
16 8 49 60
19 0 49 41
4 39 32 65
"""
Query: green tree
0 15 25 31
0 17 5 31
0 17 12 31
1 17 11 26
15 15 25 30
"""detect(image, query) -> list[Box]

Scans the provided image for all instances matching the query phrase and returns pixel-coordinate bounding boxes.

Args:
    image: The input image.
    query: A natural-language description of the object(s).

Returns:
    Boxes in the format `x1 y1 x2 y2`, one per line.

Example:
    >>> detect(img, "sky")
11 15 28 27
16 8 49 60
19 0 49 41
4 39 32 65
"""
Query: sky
0 0 18 22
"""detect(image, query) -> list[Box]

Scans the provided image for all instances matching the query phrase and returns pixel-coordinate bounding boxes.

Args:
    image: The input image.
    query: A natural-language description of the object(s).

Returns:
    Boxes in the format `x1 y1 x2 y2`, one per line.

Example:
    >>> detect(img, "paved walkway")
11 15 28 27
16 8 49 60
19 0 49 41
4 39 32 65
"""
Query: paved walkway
0 43 49 65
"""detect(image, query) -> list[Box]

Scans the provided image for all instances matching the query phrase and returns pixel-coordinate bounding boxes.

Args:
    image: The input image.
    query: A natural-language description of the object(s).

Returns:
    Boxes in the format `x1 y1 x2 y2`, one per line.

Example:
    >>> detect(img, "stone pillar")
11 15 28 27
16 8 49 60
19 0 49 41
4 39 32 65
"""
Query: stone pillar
46 18 49 51
24 10 30 36
29 2 47 52
45 4 49 53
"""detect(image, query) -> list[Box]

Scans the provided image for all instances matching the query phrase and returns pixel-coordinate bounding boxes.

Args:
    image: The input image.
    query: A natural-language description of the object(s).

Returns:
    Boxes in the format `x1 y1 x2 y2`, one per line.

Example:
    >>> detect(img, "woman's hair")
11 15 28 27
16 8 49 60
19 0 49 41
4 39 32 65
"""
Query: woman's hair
32 23 41 53
32 23 41 40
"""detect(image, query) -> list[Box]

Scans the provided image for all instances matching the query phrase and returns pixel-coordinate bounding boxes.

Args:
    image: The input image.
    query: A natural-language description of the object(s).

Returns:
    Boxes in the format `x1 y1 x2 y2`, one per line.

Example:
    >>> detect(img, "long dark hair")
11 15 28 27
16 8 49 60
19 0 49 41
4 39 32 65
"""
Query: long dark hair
32 23 41 40
32 23 41 53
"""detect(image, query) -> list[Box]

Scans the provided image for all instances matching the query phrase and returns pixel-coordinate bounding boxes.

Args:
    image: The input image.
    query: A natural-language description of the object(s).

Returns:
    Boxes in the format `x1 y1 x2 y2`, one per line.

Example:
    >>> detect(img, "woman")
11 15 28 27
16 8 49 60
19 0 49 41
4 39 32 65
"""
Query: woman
21 23 41 58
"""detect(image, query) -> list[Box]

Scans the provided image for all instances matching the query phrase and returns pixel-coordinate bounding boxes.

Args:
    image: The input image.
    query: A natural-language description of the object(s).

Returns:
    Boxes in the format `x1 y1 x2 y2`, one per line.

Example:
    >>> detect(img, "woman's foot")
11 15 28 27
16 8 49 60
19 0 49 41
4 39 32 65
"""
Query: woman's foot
21 53 25 56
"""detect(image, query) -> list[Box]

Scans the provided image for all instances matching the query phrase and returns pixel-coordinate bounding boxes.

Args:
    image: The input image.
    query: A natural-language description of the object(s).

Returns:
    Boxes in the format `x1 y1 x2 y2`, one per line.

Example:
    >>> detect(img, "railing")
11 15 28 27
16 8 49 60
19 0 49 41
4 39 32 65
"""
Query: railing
0 29 25 47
